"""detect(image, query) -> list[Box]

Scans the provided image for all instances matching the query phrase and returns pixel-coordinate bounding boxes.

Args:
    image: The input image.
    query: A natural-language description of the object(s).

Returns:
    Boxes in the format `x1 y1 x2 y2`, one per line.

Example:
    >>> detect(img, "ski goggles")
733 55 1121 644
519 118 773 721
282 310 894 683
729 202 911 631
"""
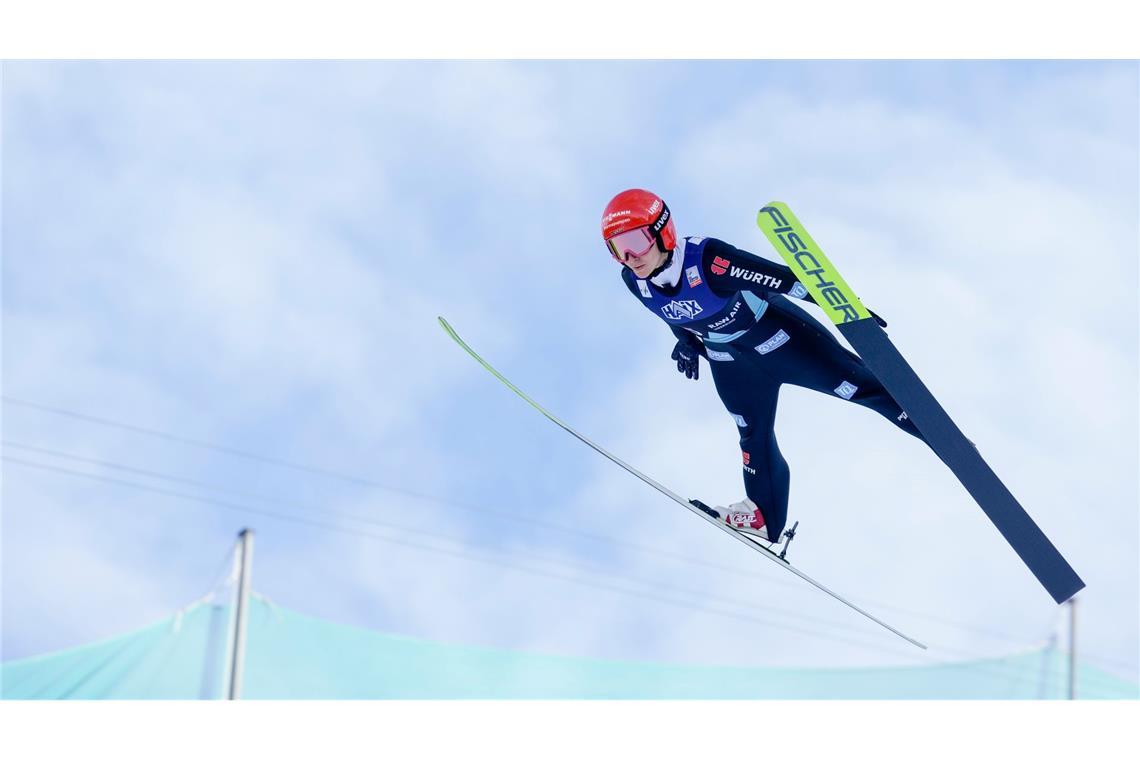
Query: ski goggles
606 226 656 262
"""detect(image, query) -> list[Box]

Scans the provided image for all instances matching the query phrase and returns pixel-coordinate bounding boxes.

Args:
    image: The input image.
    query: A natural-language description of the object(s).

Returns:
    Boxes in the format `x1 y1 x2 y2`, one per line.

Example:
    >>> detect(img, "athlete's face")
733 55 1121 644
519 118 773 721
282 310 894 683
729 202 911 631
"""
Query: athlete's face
625 243 666 278
608 226 668 278
622 240 668 279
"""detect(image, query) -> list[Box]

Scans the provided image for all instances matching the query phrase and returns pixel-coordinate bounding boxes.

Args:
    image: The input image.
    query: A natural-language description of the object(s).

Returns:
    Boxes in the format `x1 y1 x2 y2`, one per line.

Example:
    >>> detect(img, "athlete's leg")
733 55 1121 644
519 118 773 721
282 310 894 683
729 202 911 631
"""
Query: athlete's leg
759 297 927 443
706 351 789 542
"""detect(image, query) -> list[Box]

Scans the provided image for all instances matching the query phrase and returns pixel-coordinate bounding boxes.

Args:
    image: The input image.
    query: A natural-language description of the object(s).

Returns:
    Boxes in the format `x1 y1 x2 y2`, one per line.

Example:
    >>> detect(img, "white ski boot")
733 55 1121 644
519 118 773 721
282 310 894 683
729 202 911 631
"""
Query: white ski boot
720 498 782 545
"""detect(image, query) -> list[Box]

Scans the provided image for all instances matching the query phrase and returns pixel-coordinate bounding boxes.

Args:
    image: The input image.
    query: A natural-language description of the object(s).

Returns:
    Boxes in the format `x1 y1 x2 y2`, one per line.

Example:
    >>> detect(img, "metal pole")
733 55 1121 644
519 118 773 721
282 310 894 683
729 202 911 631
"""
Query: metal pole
227 528 254 700
1068 597 1077 700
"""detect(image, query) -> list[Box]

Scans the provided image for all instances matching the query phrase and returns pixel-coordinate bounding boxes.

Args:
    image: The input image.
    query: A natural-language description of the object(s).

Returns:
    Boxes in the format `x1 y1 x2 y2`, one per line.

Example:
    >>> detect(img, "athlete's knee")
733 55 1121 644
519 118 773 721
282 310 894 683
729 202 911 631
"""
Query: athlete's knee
727 408 752 435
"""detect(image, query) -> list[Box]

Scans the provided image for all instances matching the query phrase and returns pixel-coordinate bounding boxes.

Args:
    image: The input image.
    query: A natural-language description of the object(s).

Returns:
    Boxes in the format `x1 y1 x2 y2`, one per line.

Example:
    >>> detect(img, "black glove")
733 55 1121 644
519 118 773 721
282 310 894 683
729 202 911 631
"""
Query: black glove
868 308 888 328
671 334 702 380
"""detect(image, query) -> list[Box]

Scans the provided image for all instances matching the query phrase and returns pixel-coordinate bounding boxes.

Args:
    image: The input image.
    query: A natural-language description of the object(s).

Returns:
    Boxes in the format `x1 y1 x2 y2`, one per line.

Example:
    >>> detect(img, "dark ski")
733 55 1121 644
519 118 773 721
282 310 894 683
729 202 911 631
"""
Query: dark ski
757 201 1084 604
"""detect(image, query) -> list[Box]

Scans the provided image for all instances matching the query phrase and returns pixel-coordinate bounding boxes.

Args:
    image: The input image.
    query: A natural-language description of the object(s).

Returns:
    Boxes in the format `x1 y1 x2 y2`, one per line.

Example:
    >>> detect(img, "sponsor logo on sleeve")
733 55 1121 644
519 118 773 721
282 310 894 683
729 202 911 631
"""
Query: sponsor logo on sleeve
789 282 808 299
730 412 747 428
834 381 858 400
897 410 909 422
661 300 704 320
710 256 730 275
705 349 734 362
685 266 703 287
755 329 790 355
730 266 782 289
636 280 651 298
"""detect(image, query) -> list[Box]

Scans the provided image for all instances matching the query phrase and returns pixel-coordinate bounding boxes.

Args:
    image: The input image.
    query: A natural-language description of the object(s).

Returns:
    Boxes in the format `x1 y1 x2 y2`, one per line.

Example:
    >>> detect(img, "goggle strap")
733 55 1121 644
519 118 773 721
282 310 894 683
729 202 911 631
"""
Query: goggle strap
649 202 670 242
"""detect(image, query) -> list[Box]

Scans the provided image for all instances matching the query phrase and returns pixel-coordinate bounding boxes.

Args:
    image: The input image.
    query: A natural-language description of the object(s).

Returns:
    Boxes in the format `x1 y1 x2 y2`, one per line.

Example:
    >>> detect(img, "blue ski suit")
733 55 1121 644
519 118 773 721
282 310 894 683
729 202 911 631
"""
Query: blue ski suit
621 236 926 542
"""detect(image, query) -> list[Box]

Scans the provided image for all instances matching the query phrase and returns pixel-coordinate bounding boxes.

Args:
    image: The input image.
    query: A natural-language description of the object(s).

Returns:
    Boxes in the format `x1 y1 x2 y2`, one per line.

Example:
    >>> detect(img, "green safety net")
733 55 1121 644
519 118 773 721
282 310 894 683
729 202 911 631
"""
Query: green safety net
3 596 1136 699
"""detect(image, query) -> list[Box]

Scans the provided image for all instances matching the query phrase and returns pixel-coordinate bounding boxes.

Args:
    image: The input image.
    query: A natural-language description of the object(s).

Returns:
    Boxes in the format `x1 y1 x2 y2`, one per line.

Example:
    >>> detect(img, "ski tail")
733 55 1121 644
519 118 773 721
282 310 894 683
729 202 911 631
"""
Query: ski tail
757 202 871 325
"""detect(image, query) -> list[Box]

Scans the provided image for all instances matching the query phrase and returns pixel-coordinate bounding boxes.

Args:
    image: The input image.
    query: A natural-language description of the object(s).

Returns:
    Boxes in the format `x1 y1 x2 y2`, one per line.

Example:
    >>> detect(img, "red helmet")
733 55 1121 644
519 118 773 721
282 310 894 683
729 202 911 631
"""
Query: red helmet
601 189 677 255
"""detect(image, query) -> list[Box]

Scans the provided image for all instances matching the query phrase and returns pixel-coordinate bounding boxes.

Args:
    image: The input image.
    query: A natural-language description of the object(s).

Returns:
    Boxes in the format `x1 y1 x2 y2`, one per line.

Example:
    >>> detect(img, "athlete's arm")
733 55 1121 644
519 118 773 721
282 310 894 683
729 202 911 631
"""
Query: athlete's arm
701 238 816 304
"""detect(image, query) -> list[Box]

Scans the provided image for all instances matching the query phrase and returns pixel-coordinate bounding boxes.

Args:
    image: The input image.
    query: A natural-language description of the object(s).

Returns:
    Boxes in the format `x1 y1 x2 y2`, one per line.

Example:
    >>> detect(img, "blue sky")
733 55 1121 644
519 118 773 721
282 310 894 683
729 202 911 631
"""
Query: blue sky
2 61 1137 683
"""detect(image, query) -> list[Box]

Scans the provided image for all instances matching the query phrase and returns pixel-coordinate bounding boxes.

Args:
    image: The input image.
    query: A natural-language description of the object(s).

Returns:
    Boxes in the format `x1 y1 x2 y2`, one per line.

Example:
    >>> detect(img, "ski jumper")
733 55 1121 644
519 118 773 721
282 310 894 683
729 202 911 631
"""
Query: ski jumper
621 236 926 542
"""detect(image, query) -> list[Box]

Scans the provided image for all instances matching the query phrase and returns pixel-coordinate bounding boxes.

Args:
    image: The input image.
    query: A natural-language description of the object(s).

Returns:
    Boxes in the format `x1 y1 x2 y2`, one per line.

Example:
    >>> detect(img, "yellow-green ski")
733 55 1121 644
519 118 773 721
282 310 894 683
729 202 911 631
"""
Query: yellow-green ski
439 316 927 649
